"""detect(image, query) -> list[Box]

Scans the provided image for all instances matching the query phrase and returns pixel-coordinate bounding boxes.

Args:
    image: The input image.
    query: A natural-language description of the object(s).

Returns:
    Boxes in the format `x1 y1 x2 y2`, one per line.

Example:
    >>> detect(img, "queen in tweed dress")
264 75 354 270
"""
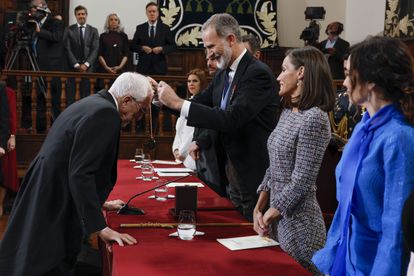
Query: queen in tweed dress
253 46 335 275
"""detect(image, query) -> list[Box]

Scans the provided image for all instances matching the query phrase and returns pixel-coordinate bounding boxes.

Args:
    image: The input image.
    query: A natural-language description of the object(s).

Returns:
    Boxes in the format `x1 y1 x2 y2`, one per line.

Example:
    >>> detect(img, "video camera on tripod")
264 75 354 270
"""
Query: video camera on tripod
10 8 47 45
299 7 326 46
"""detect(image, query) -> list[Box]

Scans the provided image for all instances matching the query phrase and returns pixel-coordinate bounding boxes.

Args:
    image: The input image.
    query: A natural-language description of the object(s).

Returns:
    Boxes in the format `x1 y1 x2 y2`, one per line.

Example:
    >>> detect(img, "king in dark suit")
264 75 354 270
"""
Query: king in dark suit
158 14 280 221
131 2 176 75
0 72 153 276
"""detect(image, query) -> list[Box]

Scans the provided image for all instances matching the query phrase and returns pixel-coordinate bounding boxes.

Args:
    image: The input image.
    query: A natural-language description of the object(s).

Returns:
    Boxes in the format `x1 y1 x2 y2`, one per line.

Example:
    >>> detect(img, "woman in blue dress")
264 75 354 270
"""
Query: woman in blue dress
312 36 414 275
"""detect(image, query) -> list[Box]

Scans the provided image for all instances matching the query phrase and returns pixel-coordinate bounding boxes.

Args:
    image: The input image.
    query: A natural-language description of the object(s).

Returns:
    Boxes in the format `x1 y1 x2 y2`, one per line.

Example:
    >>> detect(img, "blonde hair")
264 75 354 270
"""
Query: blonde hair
103 13 124 33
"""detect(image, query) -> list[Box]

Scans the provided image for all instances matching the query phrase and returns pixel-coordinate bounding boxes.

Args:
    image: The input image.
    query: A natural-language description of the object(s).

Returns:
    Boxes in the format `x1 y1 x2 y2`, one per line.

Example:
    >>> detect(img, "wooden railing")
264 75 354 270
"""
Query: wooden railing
0 70 192 136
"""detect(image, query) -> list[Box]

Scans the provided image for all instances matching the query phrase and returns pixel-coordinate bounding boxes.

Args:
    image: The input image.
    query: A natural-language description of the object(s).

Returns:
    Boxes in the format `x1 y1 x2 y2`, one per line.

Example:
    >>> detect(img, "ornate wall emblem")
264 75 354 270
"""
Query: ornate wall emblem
159 0 278 48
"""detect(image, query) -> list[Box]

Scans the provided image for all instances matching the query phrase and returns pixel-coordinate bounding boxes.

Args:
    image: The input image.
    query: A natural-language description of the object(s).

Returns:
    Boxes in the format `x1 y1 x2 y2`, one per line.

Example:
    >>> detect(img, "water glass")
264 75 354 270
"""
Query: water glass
177 210 196 240
154 185 169 201
141 153 151 165
134 148 144 163
141 164 154 181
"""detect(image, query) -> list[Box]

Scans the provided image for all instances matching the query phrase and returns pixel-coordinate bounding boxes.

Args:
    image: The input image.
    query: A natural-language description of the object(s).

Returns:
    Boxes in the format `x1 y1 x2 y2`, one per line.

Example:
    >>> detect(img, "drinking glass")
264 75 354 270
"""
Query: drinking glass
177 210 196 240
141 164 154 181
134 148 144 163
141 153 151 165
154 184 169 201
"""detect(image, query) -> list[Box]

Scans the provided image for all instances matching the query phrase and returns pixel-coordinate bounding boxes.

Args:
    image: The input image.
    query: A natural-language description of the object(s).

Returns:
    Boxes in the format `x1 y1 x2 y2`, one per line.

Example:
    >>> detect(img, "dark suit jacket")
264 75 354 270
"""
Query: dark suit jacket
320 37 350 79
64 23 99 71
187 52 280 197
36 15 64 71
0 90 121 276
131 20 176 75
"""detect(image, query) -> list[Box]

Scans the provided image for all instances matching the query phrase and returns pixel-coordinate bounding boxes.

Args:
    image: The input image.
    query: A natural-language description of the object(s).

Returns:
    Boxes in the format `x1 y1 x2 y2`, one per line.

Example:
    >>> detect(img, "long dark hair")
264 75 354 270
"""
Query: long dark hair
286 46 335 112
349 36 414 125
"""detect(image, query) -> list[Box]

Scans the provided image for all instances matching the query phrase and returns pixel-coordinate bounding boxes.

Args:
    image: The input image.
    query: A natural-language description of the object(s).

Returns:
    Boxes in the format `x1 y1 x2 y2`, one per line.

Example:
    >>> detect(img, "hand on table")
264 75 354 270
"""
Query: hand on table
98 227 137 252
103 199 125 211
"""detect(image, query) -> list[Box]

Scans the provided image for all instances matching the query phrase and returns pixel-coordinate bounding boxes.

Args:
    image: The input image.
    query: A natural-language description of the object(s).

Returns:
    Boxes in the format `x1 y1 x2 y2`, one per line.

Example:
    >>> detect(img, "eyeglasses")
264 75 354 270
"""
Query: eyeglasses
131 96 148 115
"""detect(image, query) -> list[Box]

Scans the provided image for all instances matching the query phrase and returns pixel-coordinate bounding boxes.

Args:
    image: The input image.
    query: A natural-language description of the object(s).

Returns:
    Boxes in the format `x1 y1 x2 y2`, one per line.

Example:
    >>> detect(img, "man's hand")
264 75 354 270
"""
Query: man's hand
103 199 125 211
157 81 184 111
79 64 88 72
142 46 152 54
98 227 137 252
152 47 163 54
188 142 200 160
0 147 5 157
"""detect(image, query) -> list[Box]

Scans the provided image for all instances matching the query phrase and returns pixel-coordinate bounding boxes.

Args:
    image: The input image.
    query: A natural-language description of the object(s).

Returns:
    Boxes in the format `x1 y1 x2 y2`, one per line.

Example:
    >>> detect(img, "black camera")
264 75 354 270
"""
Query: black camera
11 8 47 44
300 7 326 45
300 20 320 42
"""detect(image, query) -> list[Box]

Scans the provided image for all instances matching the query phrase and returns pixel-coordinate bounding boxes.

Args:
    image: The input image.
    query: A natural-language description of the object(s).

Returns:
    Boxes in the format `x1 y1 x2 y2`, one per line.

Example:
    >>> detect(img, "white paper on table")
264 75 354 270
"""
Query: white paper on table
152 160 182 165
166 182 204 188
154 167 193 173
217 235 279 251
157 172 189 177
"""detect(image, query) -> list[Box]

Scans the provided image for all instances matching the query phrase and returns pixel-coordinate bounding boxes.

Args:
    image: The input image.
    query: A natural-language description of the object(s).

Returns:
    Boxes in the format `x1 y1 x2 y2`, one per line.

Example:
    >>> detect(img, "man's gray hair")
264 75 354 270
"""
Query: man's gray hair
109 72 151 101
202 14 242 42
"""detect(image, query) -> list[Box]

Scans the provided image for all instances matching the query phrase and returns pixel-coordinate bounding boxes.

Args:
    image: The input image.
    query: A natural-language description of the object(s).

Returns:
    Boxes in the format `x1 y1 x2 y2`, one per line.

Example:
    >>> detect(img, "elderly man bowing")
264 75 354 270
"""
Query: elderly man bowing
158 14 280 221
0 72 153 276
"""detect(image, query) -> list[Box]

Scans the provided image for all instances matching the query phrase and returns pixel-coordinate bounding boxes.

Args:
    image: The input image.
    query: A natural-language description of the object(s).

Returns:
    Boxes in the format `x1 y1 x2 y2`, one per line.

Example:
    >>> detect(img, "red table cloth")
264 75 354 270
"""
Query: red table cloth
101 160 311 276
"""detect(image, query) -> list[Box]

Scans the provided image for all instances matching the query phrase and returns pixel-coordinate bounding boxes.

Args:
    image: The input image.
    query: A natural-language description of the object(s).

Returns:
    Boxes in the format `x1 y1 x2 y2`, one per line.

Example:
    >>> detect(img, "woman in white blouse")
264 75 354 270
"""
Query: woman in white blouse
172 69 207 169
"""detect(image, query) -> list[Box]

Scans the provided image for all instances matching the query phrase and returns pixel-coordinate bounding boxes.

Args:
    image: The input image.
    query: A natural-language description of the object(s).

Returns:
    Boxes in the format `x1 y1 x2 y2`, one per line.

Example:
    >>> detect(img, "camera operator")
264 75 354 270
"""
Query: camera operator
30 0 64 126
320 22 349 79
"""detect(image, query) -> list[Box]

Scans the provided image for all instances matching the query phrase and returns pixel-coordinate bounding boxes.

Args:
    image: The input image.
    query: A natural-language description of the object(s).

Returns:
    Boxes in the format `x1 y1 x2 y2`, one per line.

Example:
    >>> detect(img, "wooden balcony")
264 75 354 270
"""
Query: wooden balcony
1 70 193 176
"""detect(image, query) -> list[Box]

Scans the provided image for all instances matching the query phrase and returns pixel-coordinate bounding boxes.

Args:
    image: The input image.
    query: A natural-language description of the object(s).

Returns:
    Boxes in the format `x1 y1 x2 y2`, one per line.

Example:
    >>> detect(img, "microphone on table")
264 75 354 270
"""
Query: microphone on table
117 168 206 215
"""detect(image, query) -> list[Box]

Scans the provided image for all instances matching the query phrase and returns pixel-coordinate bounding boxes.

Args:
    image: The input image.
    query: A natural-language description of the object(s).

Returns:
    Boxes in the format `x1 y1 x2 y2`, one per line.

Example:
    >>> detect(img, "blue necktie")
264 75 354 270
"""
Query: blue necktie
150 25 155 39
220 68 231 110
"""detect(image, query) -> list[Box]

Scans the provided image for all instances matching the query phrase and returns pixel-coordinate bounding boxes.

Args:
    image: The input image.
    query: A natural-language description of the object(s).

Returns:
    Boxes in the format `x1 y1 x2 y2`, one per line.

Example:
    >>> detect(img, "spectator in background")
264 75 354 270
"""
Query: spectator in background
98 13 129 74
30 0 65 124
172 69 207 170
206 54 218 75
254 46 335 274
64 5 99 103
131 2 176 75
313 36 414 276
0 82 9 217
320 22 349 79
242 34 261 60
0 82 18 216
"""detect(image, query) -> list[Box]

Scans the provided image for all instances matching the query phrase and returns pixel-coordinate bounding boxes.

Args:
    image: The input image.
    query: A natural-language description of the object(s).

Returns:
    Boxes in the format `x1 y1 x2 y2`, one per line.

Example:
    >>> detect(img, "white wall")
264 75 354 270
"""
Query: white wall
69 0 152 38
68 0 387 47
345 0 386 45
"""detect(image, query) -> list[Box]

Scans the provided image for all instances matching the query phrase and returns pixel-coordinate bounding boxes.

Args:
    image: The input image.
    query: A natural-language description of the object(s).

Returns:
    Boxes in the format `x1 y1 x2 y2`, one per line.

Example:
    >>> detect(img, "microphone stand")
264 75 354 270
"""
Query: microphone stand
117 169 205 215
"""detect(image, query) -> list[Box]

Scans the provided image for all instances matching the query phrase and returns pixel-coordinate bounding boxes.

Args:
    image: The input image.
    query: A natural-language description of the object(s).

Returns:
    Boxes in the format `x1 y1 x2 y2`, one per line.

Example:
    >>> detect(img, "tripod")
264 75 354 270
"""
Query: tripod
6 39 46 95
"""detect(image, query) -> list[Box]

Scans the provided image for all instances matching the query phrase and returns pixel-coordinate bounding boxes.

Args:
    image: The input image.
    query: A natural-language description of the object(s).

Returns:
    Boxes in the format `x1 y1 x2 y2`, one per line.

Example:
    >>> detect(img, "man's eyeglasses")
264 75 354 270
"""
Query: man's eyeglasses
131 96 148 115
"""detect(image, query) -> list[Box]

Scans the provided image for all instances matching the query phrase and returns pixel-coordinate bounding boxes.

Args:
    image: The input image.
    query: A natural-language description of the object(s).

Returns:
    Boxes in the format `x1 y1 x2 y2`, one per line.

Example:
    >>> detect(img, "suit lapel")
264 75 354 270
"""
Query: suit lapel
226 52 253 106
